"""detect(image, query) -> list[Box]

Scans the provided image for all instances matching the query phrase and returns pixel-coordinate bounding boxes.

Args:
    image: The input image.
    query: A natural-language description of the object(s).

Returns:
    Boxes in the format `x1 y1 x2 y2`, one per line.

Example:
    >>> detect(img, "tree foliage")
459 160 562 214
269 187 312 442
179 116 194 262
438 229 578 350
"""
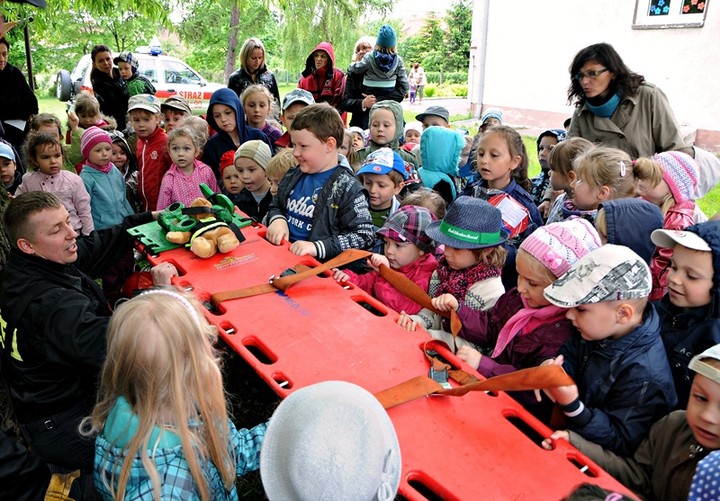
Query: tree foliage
446 0 472 72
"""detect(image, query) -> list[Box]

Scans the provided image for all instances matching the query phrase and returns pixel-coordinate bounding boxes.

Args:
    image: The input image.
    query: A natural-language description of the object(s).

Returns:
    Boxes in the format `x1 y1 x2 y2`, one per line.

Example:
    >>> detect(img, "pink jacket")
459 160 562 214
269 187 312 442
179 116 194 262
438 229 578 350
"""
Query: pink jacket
157 160 219 209
345 253 438 314
650 201 696 301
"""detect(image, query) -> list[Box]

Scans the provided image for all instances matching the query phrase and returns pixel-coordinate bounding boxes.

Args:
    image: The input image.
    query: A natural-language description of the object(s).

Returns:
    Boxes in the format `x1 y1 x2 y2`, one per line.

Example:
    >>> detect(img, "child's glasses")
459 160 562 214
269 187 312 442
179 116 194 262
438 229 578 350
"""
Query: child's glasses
574 68 608 81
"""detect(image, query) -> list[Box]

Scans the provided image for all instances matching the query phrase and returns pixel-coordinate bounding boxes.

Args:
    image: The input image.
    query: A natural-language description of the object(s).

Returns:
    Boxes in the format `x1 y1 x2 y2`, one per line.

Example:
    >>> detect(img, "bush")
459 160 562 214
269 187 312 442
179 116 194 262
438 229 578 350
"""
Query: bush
447 84 468 97
423 84 436 98
424 71 467 85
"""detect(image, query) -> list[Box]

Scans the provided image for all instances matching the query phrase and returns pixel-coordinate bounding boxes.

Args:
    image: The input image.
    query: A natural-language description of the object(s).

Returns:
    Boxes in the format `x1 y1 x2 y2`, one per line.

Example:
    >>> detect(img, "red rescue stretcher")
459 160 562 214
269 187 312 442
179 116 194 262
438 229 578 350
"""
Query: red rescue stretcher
139 218 636 500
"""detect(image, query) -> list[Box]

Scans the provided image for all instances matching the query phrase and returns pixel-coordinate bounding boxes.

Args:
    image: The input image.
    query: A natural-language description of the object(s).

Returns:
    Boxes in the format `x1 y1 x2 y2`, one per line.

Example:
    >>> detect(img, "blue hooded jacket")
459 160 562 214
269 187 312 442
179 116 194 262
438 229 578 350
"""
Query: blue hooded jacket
201 88 271 178
656 221 720 408
419 127 464 204
600 198 663 265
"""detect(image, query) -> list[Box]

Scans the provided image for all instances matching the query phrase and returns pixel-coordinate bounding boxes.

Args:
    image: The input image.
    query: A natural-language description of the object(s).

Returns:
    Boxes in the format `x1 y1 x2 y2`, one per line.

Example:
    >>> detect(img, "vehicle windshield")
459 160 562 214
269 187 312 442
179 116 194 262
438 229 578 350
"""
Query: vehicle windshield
163 60 201 85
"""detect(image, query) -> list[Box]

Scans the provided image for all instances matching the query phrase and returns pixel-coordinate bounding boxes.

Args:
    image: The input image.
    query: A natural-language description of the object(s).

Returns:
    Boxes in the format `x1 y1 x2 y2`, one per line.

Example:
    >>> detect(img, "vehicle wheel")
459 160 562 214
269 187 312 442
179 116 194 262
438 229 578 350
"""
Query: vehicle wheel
56 70 73 102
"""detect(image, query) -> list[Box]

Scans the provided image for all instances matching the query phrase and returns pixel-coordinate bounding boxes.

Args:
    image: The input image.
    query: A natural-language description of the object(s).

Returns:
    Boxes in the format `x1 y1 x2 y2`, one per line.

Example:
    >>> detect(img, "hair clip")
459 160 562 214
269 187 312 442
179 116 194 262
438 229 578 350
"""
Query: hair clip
619 161 626 177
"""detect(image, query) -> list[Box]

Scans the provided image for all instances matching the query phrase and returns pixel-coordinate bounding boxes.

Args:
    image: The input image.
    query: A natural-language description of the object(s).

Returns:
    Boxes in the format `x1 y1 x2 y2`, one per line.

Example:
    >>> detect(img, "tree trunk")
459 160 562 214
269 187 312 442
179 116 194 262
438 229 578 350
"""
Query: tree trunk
224 1 240 84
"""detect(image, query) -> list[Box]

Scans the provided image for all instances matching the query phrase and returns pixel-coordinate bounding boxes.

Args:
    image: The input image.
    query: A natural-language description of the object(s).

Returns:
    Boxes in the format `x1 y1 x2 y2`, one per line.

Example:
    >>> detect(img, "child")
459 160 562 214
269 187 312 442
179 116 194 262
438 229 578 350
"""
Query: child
415 105 450 129
542 244 677 456
297 42 346 113
418 126 465 204
348 125 365 150
545 137 595 224
161 95 192 133
468 109 503 174
562 146 636 223
109 130 140 212
219 150 241 202
531 128 567 207
180 115 210 159
357 148 409 253
158 127 218 209
359 101 418 168
452 219 601 381
79 126 134 229
546 344 720 500
265 103 373 260
260 380 400 500
409 76 417 104
129 94 171 211
113 51 156 96
651 222 720 407
0 142 20 194
397 197 507 342
241 84 282 146
400 187 447 220
635 151 700 300
594 198 663 263
274 88 314 150
201 88 271 178
66 92 117 168
29 113 72 173
265 148 295 198
341 129 361 172
690 450 720 501
402 121 422 152
333 205 438 314
17 133 94 235
84 290 267 500
230 139 273 221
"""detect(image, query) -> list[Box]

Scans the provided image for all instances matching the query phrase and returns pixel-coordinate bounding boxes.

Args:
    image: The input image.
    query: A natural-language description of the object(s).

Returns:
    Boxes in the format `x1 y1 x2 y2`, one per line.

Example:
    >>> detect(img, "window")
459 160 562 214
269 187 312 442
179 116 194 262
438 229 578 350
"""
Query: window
137 59 158 83
633 0 709 28
162 60 201 85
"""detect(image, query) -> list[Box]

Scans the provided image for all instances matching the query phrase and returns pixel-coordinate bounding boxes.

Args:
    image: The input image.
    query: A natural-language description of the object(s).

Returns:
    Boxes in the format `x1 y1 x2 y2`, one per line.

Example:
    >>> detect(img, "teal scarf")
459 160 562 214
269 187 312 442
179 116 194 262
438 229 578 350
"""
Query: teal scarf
586 92 621 118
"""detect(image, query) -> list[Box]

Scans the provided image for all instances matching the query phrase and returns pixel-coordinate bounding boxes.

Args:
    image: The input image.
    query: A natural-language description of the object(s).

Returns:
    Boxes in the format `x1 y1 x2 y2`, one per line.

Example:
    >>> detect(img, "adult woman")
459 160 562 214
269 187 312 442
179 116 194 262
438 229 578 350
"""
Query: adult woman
89 44 129 131
409 62 427 104
352 36 374 63
567 42 684 159
228 37 280 109
0 37 38 152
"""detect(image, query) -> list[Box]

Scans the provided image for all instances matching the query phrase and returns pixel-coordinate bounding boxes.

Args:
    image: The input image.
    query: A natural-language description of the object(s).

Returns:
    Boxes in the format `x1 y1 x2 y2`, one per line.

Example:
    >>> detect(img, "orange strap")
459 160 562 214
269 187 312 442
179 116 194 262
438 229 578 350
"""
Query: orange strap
210 249 372 305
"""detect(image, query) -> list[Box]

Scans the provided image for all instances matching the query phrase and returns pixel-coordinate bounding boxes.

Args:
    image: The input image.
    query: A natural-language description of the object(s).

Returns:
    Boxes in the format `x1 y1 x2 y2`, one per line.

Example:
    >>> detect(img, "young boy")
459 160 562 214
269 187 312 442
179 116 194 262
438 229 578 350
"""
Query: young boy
357 147 407 253
542 244 677 456
532 128 567 207
415 105 451 130
113 52 156 97
161 95 192 133
266 148 295 197
651 222 720 407
129 94 171 211
231 140 272 221
274 88 314 150
0 142 20 194
359 101 417 168
546 344 720 500
265 103 373 260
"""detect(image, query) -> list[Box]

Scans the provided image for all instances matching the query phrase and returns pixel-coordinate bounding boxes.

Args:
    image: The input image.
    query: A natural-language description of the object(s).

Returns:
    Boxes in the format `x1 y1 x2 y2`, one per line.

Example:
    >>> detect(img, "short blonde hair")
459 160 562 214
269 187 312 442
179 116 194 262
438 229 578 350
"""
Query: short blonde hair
266 148 296 180
180 116 209 150
549 137 594 178
574 147 636 199
400 188 447 219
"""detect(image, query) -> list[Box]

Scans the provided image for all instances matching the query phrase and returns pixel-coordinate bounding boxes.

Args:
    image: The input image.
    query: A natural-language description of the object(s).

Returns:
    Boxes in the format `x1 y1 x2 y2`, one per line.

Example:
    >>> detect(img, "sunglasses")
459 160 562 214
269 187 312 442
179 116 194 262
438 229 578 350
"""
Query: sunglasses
574 68 608 81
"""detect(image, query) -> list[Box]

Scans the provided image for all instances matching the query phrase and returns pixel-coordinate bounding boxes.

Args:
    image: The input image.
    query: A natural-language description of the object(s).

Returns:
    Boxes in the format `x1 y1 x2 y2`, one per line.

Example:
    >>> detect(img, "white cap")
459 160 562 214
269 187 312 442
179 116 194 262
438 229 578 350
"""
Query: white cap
689 344 720 385
651 228 711 252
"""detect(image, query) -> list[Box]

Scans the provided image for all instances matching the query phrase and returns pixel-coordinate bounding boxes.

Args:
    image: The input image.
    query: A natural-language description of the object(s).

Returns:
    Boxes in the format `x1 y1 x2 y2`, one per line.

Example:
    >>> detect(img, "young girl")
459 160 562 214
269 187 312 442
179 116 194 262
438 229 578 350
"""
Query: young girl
397 197 507 343
400 187 447 219
30 112 76 173
634 151 700 301
241 84 282 146
333 205 438 314
83 290 267 500
66 92 117 169
17 133 94 235
180 115 210 159
158 127 218 209
545 137 594 224
565 146 636 223
531 128 566 207
341 130 361 172
109 130 140 212
79 126 134 230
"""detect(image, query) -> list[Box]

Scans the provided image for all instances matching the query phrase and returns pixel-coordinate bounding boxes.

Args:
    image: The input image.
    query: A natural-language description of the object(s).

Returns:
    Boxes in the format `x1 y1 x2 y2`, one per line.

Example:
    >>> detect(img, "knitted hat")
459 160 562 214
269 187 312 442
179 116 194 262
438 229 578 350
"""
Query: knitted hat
481 109 503 125
357 148 408 180
425 196 508 249
377 205 435 253
377 24 397 47
519 218 602 278
219 150 236 176
651 151 699 204
127 94 160 114
113 51 138 72
234 140 271 170
544 244 652 308
689 344 720 386
415 106 450 125
161 95 192 115
282 88 315 111
80 126 112 158
261 381 401 501
0 142 15 162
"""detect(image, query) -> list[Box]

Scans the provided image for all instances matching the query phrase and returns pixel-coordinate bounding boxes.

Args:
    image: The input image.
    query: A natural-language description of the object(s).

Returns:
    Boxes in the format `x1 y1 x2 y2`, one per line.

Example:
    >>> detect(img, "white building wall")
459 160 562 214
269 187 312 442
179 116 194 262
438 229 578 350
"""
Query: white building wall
471 0 720 132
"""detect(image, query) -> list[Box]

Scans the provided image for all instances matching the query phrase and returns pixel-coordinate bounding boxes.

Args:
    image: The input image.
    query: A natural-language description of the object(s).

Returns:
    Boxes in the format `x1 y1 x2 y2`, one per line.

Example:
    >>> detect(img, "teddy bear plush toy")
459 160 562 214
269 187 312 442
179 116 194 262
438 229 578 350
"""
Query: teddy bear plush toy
165 198 241 258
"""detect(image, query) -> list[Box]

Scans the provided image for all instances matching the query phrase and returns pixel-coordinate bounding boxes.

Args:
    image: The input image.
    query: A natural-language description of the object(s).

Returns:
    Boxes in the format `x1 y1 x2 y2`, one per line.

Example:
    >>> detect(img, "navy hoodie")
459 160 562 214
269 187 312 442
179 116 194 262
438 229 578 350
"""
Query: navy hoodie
656 221 720 408
201 88 271 178
600 198 663 265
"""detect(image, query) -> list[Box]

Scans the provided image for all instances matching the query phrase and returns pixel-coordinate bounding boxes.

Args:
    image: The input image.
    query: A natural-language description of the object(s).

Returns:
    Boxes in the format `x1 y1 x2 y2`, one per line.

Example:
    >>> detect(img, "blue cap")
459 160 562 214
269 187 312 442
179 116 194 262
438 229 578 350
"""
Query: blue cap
0 142 15 162
377 25 397 47
357 147 408 179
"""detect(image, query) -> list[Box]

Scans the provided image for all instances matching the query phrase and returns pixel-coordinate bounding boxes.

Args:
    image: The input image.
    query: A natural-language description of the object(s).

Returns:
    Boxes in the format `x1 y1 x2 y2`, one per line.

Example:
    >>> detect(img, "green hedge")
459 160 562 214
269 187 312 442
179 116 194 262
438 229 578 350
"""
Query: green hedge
424 71 466 85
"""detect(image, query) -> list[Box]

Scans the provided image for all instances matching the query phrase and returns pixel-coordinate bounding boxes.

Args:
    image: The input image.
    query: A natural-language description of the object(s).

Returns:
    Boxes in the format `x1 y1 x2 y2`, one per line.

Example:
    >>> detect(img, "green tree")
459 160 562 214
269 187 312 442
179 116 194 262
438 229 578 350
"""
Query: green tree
414 14 447 73
445 0 472 72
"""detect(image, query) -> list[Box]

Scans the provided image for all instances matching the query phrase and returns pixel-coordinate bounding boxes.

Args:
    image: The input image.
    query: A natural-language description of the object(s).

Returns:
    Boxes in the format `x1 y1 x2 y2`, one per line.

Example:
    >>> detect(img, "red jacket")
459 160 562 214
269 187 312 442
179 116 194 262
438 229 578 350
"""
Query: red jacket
298 42 346 111
136 127 171 211
650 201 696 301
